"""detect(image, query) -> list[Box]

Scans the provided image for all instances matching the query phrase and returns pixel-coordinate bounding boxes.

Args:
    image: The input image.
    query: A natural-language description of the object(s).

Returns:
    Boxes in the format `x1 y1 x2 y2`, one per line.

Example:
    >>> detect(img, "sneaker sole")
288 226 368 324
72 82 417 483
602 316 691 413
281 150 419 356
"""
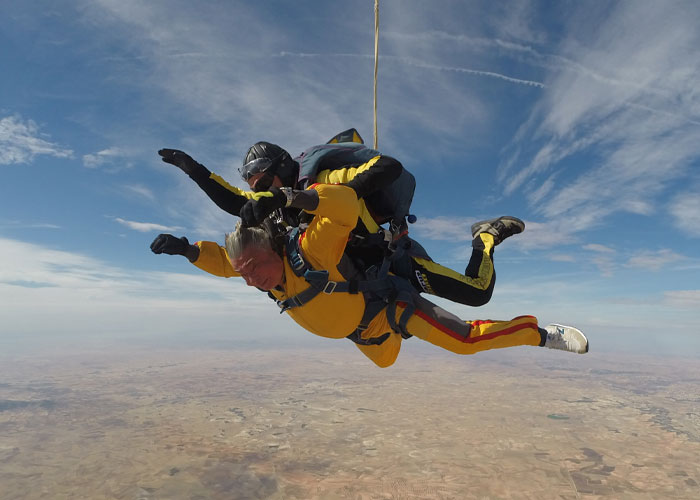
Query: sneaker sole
550 323 589 354
471 216 525 238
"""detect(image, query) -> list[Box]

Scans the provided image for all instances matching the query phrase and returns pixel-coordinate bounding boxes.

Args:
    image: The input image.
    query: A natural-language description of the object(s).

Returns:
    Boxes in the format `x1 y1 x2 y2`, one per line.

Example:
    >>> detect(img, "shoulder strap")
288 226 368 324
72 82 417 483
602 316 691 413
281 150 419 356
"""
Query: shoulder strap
284 227 308 277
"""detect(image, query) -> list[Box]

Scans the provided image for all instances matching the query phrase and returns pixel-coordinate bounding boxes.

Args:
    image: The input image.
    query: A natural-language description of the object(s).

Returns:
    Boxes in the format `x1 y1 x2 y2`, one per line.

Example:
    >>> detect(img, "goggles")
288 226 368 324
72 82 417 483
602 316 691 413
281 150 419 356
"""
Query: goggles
238 157 277 181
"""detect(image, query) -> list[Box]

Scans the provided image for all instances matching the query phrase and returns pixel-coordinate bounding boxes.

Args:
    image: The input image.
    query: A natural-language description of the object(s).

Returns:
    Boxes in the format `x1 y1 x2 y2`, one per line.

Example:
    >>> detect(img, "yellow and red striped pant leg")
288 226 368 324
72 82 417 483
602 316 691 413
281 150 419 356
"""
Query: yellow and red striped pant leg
399 295 541 355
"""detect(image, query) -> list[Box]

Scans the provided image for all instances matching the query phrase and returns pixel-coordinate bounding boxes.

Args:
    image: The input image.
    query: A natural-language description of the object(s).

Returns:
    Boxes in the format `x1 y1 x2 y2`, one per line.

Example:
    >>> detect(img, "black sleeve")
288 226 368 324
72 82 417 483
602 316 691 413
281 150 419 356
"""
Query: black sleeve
344 155 403 199
187 170 251 217
287 188 319 211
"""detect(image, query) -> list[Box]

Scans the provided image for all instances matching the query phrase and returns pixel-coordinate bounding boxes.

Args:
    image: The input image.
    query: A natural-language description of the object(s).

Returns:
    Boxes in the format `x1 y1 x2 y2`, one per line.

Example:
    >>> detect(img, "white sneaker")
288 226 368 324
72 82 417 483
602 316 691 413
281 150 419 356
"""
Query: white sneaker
544 324 589 354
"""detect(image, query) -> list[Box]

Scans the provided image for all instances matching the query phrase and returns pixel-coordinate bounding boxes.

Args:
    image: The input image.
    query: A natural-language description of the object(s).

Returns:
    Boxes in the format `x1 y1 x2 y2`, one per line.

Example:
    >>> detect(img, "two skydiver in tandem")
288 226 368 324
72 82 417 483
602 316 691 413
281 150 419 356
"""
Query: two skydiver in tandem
151 129 588 367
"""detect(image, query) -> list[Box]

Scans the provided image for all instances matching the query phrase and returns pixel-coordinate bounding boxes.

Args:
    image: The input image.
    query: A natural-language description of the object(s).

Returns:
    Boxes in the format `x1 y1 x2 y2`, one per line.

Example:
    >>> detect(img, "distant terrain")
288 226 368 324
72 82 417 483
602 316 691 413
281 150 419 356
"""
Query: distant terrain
1 341 699 499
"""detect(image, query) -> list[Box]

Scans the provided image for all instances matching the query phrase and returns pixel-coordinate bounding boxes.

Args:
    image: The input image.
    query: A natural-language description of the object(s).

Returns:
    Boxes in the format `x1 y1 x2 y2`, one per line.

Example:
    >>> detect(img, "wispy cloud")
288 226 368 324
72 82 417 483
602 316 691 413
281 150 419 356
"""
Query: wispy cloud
669 191 700 238
583 241 617 276
81 0 354 155
77 0 524 164
584 244 616 254
497 2 700 237
0 115 73 165
515 220 580 250
114 217 182 233
590 255 616 278
0 236 289 338
411 216 473 242
279 52 546 88
411 216 580 250
548 253 575 263
83 147 125 168
0 220 61 229
625 249 685 271
121 184 156 202
384 30 679 100
663 290 700 309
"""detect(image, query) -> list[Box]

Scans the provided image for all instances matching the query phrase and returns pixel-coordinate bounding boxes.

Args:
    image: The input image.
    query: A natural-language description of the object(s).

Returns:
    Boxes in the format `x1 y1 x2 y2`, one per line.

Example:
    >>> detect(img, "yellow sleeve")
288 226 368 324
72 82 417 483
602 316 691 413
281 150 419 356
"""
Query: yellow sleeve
314 156 381 185
209 173 257 200
210 173 295 202
191 240 241 278
315 158 382 233
354 334 402 368
300 184 359 270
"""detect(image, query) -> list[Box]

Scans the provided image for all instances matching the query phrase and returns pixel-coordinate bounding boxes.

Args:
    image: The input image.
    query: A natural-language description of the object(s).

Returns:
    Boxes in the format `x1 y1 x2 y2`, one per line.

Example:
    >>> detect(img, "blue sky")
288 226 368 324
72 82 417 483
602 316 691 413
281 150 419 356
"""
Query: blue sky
2 0 699 357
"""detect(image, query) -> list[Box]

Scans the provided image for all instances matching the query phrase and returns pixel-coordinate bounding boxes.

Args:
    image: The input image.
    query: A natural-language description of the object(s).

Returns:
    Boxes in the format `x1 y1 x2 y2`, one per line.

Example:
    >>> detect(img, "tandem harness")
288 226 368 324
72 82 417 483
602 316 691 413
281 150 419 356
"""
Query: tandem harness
272 225 417 346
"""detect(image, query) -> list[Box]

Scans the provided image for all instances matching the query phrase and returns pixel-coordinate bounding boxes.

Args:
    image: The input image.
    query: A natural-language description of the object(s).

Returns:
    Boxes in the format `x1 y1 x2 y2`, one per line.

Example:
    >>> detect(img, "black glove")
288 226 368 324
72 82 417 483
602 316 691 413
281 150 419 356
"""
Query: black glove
158 149 209 180
150 234 191 256
239 187 287 227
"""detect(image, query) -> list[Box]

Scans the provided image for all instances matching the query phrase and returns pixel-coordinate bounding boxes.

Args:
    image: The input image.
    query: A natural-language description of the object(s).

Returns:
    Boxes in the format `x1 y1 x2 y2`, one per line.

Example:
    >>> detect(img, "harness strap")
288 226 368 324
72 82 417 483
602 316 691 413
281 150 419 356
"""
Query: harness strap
275 270 328 313
346 330 391 346
285 227 306 274
345 289 390 345
275 269 396 313
346 232 386 248
276 218 418 345
385 283 416 339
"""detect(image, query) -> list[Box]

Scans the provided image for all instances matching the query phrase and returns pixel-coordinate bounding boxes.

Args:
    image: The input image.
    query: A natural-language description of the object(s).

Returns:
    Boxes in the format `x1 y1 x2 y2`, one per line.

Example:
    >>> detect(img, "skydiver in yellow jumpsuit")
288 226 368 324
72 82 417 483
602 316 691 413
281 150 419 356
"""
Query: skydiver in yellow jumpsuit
151 183 589 368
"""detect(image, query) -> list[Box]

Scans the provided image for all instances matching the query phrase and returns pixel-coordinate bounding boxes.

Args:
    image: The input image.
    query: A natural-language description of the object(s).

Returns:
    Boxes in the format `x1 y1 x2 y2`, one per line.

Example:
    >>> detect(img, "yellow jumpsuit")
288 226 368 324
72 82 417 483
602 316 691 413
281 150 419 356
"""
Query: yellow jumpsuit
192 184 542 368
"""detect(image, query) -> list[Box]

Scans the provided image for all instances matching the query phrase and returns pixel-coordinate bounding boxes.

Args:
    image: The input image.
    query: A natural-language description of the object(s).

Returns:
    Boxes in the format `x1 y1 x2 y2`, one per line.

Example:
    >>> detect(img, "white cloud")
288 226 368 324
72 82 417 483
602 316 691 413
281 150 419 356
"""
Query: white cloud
509 220 579 250
590 255 616 278
121 184 156 202
114 217 182 233
497 2 700 236
625 249 685 271
548 253 575 262
280 52 546 89
0 237 291 340
0 115 73 165
384 30 601 83
410 216 473 242
0 221 61 229
82 147 124 168
78 0 510 163
411 217 584 251
529 174 557 206
584 244 615 254
669 191 700 237
81 0 352 155
663 290 700 309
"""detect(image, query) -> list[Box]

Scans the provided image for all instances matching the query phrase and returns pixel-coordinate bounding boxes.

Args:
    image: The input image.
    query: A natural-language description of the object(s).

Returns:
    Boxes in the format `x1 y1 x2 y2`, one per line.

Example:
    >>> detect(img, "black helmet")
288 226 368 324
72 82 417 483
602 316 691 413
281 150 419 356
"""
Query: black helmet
243 141 288 166
239 141 298 190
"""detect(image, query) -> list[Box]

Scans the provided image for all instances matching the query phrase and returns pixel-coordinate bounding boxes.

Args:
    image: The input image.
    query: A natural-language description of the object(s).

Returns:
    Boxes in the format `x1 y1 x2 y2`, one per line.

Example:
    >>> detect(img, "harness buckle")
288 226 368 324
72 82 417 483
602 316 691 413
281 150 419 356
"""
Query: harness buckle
323 281 338 294
290 253 305 272
277 295 302 314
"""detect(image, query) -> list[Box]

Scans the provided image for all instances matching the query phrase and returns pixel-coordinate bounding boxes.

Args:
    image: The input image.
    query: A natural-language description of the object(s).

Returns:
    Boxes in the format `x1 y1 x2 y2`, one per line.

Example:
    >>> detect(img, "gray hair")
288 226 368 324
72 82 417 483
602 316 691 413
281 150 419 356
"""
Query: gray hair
225 222 274 262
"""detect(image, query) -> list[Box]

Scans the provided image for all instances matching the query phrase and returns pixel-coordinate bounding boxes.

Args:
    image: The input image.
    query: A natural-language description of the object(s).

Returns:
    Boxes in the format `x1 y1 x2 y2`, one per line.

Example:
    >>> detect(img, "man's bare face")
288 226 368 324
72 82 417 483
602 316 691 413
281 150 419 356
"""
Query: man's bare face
231 245 284 291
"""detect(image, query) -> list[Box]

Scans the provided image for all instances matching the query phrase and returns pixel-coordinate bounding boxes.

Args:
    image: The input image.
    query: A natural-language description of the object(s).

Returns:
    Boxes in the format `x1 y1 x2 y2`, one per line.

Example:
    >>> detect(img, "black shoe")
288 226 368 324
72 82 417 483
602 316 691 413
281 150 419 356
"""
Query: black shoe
471 216 525 246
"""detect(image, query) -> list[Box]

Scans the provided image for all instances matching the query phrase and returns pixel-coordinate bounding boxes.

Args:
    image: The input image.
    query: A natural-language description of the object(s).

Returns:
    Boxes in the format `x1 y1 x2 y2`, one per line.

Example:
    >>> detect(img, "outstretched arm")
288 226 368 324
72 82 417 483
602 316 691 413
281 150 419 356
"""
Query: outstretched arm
158 149 254 217
150 233 240 278
150 234 200 262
